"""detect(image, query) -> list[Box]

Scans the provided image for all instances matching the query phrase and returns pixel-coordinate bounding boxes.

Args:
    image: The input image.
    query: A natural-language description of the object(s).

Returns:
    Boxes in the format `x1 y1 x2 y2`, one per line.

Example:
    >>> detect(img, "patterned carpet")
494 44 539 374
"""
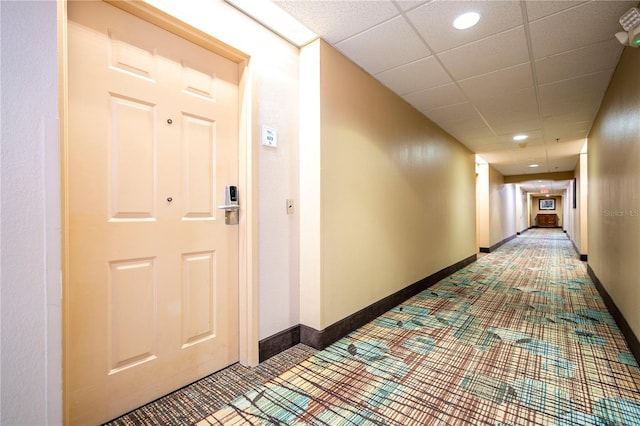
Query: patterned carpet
199 229 640 425
105 344 317 425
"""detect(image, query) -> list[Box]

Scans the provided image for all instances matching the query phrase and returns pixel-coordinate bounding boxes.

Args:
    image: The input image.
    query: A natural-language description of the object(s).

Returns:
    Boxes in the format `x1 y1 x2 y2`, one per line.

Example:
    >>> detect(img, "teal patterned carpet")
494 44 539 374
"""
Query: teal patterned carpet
200 229 640 425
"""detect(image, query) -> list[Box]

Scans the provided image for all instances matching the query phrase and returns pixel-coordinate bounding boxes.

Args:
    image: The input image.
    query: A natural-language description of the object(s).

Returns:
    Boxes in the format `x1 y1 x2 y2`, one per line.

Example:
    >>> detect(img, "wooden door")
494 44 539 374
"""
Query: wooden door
67 1 239 423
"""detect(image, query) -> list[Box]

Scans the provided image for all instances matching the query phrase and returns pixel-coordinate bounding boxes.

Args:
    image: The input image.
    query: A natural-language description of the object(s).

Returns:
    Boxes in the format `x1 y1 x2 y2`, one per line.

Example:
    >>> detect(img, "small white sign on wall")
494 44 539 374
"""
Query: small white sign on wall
261 125 278 148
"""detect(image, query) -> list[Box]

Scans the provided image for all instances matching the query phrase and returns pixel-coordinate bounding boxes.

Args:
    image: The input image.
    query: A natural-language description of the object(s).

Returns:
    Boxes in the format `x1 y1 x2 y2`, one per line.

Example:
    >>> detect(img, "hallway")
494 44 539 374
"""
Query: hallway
115 229 640 425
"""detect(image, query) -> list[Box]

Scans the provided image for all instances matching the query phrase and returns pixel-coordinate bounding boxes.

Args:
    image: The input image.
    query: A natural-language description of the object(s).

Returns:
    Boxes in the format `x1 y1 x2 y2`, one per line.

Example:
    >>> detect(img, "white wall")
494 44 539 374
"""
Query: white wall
0 1 62 424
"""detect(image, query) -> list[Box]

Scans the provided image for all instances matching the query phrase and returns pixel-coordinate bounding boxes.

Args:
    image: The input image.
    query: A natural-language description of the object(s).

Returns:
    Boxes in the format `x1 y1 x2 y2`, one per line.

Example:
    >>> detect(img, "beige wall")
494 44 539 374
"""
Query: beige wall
579 154 589 255
568 153 588 256
531 196 564 226
300 41 476 330
476 164 516 249
588 47 640 339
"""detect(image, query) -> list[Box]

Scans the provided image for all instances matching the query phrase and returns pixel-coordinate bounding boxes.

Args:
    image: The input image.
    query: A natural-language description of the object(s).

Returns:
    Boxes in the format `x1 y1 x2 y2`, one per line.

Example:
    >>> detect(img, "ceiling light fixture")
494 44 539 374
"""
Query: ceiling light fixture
453 12 480 30
513 134 528 141
529 164 539 168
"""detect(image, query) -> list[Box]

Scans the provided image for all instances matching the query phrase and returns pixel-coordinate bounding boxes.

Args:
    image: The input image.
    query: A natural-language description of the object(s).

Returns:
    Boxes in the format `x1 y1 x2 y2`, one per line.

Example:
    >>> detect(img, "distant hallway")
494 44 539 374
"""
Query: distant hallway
201 228 640 425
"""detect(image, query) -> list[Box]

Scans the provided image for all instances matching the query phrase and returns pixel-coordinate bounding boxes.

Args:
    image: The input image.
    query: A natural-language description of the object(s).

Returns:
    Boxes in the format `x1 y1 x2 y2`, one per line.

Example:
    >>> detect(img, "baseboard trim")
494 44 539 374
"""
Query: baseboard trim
479 234 516 253
258 325 300 363
258 254 478 360
299 253 477 351
570 238 588 262
587 264 640 365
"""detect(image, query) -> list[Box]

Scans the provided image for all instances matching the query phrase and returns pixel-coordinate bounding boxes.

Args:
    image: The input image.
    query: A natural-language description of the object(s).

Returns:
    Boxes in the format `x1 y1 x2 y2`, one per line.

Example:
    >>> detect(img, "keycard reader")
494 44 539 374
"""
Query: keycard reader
218 185 239 225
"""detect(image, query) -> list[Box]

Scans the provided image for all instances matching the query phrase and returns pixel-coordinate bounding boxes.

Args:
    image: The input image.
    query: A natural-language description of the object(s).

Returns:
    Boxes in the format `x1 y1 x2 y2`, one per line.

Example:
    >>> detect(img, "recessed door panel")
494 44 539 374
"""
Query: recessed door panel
110 95 156 219
109 258 157 373
182 251 216 346
182 63 216 101
182 113 215 219
109 31 156 81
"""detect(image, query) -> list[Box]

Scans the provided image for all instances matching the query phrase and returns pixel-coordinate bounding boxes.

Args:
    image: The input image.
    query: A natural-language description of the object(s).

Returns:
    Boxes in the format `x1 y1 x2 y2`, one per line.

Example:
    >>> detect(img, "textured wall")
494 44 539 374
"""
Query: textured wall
0 1 61 424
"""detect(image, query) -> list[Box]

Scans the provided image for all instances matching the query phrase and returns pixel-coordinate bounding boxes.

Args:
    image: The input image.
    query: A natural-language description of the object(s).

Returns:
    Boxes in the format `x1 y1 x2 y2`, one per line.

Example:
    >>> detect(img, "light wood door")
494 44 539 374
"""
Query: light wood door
67 2 239 424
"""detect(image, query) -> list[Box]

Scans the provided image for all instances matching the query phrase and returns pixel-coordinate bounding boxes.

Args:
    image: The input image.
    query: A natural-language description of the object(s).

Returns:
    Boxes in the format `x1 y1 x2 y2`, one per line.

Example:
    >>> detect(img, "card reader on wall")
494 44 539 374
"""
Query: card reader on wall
218 185 239 225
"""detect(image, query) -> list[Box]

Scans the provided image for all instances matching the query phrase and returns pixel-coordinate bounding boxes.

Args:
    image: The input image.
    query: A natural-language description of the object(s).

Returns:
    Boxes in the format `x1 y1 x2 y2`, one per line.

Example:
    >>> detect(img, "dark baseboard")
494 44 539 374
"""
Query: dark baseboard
258 325 300 363
299 253 477 351
258 254 478 360
587 264 640 365
570 238 588 262
490 234 516 252
479 234 516 253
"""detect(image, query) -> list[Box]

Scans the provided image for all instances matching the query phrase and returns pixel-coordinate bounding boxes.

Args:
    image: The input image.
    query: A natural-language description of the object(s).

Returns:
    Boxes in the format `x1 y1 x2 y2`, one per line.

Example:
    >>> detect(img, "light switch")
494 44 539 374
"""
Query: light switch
286 199 294 214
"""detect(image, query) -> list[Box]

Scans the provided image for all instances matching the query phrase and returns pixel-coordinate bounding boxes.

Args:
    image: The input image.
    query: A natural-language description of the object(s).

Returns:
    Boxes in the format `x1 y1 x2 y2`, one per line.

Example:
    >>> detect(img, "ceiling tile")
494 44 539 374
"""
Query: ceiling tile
407 0 523 53
458 63 532 102
396 0 429 12
273 0 399 44
535 39 622 85
403 83 465 111
491 119 542 137
424 102 480 125
543 116 590 142
475 88 537 117
335 15 431 74
441 119 495 143
437 27 529 80
529 1 637 59
376 56 452 95
539 71 612 115
525 1 587 22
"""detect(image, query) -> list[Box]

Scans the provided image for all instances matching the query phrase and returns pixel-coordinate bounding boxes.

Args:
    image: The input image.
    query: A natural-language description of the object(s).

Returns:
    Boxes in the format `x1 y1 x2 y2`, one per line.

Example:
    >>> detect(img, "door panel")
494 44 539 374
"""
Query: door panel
67 1 239 424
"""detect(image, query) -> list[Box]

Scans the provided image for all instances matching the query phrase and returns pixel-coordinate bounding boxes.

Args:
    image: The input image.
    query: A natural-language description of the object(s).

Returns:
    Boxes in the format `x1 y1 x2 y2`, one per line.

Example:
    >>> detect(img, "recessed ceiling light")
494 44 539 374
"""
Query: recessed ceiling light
453 12 480 30
529 164 539 168
513 134 528 141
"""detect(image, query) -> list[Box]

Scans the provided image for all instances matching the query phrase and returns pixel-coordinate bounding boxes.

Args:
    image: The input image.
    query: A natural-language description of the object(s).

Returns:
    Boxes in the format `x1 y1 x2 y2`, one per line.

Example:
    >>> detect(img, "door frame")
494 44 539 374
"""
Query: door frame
59 0 259 421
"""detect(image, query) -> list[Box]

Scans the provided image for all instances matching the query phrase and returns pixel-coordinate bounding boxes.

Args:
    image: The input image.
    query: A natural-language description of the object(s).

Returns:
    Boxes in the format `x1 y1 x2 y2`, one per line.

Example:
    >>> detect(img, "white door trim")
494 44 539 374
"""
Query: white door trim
60 0 258 420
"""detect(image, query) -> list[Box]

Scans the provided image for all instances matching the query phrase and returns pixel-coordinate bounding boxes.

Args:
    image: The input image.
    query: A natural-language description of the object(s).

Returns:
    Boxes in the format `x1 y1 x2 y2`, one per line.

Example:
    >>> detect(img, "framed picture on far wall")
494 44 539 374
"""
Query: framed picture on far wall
539 198 555 210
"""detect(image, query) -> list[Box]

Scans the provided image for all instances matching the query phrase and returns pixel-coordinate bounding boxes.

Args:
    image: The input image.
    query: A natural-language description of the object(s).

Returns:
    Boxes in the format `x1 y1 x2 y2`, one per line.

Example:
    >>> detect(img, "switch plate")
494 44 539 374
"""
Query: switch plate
286 199 294 214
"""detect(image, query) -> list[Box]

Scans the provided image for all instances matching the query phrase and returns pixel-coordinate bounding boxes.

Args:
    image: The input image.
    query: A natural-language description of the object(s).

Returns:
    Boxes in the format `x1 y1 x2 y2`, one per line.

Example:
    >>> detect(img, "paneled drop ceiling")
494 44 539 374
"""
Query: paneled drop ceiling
272 0 636 180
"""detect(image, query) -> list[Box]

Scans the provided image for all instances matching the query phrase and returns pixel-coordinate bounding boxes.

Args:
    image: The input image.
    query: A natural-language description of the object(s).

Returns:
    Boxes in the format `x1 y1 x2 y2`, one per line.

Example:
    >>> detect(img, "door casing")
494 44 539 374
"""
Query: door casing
58 0 259 422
